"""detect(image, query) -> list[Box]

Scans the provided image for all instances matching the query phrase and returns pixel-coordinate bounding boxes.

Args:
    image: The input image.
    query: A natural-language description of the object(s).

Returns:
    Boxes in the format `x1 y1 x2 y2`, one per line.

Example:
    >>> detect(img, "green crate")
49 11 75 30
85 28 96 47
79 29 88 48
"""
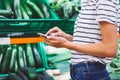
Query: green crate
0 43 46 78
0 19 74 35
37 42 49 69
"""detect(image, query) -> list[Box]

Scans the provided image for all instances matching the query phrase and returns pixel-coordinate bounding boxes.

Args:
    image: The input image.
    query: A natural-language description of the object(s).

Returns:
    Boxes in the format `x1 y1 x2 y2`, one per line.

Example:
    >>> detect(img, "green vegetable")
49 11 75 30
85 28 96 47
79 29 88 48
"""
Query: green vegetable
0 45 9 53
16 70 29 80
19 67 37 80
26 0 44 18
17 45 26 68
38 3 50 18
8 73 23 80
0 15 8 19
26 44 35 67
14 60 18 72
21 1 32 17
32 43 43 68
3 0 13 17
0 52 3 68
47 4 59 19
14 0 22 19
20 5 30 19
0 46 12 73
0 10 13 17
53 0 67 11
9 45 17 72
38 71 51 80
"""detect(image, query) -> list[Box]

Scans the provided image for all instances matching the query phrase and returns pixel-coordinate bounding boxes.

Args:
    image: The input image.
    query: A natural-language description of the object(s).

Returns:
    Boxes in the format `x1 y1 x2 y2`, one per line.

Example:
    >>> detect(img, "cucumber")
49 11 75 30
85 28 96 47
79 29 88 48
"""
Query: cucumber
0 46 12 73
9 45 17 72
32 43 43 68
26 44 35 67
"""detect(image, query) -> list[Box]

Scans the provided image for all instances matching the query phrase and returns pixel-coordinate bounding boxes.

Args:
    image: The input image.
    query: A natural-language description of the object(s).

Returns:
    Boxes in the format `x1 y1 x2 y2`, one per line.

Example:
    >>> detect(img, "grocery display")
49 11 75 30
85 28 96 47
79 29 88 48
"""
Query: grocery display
0 0 119 80
0 0 79 80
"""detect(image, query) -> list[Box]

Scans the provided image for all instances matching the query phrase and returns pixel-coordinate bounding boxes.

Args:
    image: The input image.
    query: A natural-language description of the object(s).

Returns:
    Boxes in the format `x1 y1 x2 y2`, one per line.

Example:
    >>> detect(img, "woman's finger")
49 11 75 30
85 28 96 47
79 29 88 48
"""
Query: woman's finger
46 27 59 35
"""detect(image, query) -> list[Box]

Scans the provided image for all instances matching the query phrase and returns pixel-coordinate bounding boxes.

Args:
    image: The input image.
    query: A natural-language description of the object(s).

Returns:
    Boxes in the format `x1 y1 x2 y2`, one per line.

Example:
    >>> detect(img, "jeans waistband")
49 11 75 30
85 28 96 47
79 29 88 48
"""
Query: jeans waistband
71 62 106 70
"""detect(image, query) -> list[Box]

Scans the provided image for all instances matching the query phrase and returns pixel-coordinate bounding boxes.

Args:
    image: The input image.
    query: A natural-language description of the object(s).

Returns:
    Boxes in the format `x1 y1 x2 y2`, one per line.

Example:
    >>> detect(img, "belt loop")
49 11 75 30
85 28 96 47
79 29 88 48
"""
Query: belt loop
85 62 90 73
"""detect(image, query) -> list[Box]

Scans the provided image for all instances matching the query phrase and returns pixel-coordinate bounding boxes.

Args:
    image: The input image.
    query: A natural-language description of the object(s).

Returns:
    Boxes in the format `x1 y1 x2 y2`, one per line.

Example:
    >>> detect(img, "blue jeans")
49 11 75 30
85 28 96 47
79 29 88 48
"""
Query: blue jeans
70 62 110 80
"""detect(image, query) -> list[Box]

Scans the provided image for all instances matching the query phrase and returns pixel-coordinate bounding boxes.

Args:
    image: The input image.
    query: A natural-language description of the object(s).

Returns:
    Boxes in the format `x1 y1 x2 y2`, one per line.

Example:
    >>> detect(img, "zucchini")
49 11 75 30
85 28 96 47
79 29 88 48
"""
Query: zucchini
9 45 17 72
0 52 3 68
21 1 32 17
20 4 30 19
17 45 26 68
3 0 13 17
14 60 18 72
19 67 37 80
37 2 50 18
0 10 13 17
47 3 59 19
26 0 44 18
26 43 35 67
14 0 22 19
0 46 12 73
36 71 51 80
0 15 8 19
8 73 23 80
16 70 29 80
32 43 43 68
0 45 9 53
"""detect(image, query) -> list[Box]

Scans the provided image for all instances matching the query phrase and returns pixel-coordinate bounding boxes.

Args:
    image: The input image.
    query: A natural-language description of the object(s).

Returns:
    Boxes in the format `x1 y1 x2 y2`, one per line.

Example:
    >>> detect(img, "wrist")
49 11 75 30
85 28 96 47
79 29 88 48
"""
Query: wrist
63 41 73 50
64 33 73 41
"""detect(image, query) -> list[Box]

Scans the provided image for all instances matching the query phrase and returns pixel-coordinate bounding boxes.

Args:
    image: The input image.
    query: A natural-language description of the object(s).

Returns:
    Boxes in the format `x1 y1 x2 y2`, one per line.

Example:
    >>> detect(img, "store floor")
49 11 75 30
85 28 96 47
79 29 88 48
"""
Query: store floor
47 70 71 80
54 71 71 80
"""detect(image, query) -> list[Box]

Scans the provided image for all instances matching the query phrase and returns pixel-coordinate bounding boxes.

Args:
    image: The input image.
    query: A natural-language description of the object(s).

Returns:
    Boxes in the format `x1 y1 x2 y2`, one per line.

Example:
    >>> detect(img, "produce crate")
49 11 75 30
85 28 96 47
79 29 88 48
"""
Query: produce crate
0 43 46 80
0 19 74 35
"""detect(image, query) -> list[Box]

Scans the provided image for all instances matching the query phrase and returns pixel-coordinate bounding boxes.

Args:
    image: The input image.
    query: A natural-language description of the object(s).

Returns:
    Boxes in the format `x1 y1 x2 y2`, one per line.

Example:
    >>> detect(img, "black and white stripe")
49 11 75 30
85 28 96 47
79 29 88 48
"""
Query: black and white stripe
72 0 119 64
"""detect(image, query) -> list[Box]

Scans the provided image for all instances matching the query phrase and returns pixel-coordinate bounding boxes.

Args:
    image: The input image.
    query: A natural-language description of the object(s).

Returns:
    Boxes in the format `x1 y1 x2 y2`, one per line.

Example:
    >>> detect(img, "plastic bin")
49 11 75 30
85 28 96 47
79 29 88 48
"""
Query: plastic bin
0 19 74 35
0 43 46 77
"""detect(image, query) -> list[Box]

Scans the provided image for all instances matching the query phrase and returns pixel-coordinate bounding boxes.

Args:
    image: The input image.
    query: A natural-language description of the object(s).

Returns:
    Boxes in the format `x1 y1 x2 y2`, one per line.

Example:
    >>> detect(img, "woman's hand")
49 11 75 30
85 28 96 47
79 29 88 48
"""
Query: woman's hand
45 36 68 48
46 27 67 38
46 27 73 41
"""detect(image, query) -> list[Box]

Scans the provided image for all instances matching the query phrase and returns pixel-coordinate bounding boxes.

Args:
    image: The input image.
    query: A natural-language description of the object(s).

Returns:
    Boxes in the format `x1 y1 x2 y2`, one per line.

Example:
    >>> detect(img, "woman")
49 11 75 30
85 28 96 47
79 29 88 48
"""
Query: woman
45 0 119 80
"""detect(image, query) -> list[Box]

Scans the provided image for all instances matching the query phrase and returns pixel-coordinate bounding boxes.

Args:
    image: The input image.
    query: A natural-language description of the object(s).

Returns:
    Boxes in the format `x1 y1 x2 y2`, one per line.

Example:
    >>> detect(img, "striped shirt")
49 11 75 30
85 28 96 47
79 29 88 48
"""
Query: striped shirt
71 0 120 64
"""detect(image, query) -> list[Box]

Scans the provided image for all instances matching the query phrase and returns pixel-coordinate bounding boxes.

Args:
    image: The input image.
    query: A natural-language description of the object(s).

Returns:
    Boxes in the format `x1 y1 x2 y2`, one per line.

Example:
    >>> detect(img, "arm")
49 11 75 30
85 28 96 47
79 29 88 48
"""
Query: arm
46 22 118 58
64 21 118 58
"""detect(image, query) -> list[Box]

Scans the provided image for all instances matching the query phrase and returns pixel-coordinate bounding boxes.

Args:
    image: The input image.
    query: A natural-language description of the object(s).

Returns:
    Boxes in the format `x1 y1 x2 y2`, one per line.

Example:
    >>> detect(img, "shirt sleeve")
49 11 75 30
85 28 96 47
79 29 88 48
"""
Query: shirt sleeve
96 0 119 26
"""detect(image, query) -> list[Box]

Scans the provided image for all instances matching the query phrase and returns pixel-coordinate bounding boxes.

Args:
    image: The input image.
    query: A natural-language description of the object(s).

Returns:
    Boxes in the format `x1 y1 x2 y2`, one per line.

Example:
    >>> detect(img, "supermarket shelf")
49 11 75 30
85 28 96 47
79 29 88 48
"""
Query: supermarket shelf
0 37 45 45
